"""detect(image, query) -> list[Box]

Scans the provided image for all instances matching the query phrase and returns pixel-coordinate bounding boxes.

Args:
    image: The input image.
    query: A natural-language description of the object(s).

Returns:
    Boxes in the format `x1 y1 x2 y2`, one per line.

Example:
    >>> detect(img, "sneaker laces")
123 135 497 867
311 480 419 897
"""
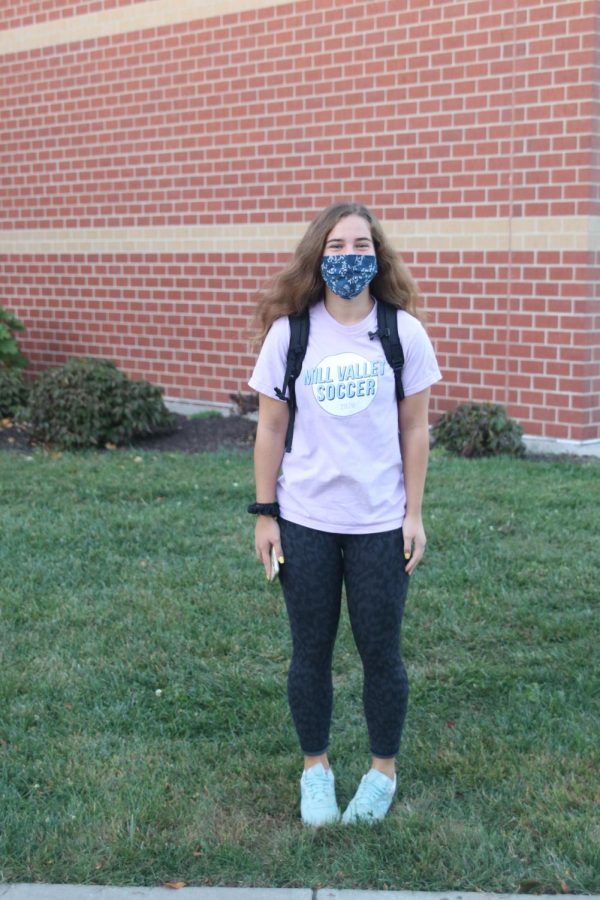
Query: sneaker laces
303 769 332 803
353 775 391 813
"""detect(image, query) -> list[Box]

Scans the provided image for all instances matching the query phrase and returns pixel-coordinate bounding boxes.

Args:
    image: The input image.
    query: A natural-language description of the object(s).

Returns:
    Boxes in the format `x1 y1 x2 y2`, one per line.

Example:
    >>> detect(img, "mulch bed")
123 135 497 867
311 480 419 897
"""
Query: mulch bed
0 413 257 454
1 415 595 463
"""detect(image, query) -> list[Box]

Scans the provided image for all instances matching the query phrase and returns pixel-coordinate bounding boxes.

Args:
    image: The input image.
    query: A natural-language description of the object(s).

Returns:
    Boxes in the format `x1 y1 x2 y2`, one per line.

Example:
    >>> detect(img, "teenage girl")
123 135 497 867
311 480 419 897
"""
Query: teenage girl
248 202 441 826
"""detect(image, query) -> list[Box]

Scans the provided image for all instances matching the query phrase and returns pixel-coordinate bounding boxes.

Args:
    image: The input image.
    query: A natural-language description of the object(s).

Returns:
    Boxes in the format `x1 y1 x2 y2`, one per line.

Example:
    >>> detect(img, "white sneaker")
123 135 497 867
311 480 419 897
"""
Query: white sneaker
341 768 396 825
300 763 340 827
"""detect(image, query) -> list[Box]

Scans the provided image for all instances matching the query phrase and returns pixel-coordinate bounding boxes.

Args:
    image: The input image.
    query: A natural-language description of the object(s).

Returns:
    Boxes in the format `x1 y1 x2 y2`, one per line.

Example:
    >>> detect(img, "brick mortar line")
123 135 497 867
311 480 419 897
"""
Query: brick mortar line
1 89 590 103
1 40 591 64
1 117 592 135
2 90 593 106
2 71 594 94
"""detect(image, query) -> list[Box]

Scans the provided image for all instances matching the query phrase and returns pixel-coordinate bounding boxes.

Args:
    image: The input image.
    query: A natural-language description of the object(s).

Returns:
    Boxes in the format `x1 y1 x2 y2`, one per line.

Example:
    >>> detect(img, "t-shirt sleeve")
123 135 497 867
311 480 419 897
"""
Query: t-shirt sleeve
248 316 291 400
398 313 442 397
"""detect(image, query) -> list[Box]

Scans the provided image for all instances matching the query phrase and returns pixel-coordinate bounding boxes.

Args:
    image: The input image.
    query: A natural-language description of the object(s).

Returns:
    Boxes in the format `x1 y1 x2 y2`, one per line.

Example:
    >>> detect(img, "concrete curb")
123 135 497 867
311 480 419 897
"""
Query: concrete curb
1 888 599 900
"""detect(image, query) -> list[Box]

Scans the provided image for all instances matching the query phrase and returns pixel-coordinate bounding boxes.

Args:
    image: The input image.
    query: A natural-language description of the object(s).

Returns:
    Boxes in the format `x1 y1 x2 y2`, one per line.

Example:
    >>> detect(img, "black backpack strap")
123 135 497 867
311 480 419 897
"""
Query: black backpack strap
369 300 405 402
273 310 309 452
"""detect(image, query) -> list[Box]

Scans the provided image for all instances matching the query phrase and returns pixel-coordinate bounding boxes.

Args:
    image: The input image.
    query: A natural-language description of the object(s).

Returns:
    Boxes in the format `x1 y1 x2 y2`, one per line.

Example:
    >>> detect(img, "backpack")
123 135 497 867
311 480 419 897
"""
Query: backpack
274 299 405 452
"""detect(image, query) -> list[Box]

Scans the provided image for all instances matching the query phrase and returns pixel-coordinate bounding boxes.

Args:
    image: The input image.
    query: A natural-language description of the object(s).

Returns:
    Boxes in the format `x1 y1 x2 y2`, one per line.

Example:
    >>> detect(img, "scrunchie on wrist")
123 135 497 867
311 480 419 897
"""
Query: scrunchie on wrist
247 501 280 518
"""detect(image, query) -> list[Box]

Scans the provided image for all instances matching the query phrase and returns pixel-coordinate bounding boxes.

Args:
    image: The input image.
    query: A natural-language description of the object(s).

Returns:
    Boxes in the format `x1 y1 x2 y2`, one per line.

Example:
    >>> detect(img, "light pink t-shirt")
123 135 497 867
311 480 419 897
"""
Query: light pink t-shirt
249 300 442 534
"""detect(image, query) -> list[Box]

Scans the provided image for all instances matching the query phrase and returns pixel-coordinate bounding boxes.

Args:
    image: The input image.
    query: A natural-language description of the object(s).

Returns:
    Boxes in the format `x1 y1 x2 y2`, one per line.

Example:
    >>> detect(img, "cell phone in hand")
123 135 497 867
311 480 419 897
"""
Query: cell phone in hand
268 546 280 582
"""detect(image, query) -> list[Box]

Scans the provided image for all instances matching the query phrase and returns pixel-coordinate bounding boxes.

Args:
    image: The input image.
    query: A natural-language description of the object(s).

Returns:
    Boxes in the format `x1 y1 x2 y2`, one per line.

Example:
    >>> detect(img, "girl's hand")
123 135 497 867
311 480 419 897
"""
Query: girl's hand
255 516 284 580
402 512 426 575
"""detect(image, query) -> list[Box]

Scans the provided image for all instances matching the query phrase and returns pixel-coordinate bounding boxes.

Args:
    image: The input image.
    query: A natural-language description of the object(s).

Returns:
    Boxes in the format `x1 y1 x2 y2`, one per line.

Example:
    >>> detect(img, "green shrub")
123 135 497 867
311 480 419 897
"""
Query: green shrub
188 410 223 420
0 306 28 369
0 367 30 418
27 358 176 449
432 401 525 458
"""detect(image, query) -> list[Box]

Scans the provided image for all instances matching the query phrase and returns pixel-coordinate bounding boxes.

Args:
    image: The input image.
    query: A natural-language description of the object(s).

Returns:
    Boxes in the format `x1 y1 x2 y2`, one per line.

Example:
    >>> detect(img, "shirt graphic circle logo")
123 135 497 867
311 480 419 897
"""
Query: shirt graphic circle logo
307 352 385 417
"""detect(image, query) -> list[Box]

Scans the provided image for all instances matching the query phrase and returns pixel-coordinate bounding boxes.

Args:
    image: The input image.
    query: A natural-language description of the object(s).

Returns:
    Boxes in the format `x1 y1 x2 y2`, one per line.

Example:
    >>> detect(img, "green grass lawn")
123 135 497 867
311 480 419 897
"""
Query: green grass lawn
0 447 598 892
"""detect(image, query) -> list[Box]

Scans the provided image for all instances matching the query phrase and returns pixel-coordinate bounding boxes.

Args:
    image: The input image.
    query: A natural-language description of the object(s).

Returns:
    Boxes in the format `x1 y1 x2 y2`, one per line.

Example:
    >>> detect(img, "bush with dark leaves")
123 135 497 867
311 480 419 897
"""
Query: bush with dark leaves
27 357 176 449
0 306 28 369
0 367 30 418
432 402 525 458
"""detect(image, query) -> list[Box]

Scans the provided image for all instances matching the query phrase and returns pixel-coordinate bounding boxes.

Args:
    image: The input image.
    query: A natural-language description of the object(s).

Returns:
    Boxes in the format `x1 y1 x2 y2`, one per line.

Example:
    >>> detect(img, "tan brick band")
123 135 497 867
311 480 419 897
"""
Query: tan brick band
0 0 295 56
0 218 596 255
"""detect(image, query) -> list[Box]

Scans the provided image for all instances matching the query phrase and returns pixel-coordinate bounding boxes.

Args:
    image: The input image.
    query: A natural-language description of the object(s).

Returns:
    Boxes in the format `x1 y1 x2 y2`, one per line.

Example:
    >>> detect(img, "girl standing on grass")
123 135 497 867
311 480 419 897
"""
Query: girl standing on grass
248 202 441 827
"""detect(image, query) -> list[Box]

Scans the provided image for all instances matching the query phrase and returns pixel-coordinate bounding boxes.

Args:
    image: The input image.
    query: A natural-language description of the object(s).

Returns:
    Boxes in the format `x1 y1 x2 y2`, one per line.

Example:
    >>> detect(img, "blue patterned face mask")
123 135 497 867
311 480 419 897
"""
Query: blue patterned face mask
320 254 378 300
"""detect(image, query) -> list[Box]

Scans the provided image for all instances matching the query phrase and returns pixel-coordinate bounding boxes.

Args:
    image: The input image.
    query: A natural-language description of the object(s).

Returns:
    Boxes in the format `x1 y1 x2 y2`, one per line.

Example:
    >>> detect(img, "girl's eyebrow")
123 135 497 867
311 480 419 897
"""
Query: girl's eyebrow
326 236 372 244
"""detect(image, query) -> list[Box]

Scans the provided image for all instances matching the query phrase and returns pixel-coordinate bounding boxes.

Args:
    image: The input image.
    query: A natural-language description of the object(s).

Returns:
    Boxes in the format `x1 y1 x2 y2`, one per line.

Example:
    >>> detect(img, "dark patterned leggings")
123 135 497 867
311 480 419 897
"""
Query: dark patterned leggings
278 518 410 759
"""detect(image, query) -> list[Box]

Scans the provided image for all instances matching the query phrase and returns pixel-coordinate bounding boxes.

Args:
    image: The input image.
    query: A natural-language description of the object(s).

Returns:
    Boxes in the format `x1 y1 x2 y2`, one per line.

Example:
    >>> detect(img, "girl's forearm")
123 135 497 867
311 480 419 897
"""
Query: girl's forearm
254 422 286 502
400 424 430 516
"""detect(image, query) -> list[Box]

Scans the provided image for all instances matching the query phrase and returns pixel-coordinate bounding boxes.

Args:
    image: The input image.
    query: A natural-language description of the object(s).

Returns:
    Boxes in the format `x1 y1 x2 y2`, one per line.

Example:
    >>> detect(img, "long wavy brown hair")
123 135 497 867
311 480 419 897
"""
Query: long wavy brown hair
254 202 420 344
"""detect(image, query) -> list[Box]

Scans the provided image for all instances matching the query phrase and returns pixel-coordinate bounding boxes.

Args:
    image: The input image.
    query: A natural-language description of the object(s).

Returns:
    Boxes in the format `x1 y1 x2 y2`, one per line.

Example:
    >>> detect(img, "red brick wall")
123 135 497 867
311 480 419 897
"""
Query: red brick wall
0 253 267 399
1 0 598 442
